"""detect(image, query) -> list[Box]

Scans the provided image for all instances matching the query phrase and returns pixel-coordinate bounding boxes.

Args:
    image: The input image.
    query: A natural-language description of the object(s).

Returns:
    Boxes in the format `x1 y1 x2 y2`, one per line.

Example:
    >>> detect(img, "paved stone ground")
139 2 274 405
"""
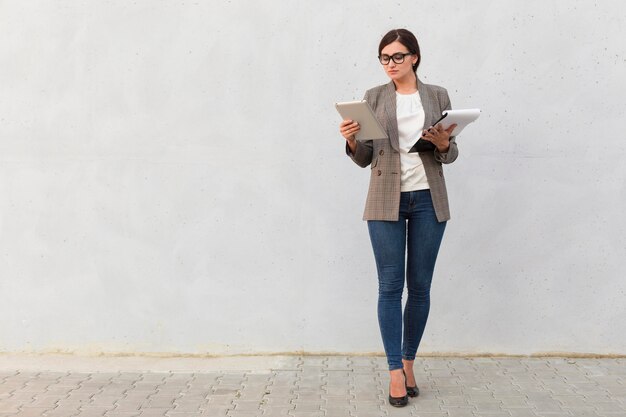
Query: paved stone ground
0 356 625 417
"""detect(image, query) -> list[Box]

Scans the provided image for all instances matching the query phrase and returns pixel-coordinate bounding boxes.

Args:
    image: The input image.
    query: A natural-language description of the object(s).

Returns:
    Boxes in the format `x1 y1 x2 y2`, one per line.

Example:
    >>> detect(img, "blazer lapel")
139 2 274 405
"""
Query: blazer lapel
382 81 400 152
417 78 439 129
383 78 439 152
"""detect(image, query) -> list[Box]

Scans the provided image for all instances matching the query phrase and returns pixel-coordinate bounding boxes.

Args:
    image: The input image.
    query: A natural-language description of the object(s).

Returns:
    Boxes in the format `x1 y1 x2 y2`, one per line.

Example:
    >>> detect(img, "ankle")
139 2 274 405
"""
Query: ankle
390 369 405 381
388 369 407 397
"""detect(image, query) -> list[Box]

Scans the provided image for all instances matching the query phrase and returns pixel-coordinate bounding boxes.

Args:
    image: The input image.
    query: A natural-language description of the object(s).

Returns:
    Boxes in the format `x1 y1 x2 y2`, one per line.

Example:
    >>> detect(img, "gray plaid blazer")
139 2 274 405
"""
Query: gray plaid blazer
346 79 458 222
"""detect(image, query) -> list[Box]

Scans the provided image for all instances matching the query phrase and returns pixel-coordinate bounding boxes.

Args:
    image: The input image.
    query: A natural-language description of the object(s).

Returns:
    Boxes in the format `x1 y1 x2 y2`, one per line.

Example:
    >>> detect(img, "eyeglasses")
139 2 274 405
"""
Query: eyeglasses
378 52 413 65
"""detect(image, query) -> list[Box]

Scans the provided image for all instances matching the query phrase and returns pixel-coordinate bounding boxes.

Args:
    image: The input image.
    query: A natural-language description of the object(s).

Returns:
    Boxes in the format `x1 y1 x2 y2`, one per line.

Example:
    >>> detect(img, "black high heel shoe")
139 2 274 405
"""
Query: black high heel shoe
388 371 409 407
403 369 420 397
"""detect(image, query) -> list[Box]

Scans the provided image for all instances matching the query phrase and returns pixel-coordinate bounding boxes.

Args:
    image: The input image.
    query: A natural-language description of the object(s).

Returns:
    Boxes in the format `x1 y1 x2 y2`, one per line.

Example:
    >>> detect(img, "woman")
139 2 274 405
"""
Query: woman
339 29 458 407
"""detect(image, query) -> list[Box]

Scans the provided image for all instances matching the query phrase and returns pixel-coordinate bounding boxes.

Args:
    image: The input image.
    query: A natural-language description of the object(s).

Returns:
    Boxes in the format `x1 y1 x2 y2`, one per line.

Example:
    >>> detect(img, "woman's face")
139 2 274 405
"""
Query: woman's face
380 41 418 82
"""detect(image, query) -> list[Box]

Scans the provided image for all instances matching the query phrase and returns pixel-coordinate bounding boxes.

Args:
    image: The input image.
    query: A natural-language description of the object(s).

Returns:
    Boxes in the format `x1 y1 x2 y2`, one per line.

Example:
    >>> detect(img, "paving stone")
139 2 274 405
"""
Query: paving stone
3 357 626 417
231 399 264 411
340 411 382 417
289 412 324 417
137 411 167 417
539 411 594 417
291 401 323 412
267 381 296 395
42 409 81 417
407 399 442 412
324 357 351 370
435 386 464 396
323 387 351 396
262 396 292 406
530 399 566 412
443 408 476 417
47 398 82 410
258 405 293 415
410 412 449 417
208 395 235 406
197 410 229 417
351 398 385 409
200 404 232 414
498 396 530 408
11 408 51 416
320 408 352 417
495 410 539 417
110 400 144 412
138 397 175 408
591 401 626 412
440 395 469 406
6 392 37 402
550 394 588 407
168 403 200 412
77 405 115 414
26 395 61 408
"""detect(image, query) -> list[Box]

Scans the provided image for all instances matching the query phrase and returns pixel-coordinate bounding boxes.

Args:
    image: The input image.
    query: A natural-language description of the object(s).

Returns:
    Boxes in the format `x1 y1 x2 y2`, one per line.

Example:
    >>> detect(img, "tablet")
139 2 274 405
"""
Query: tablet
335 100 388 140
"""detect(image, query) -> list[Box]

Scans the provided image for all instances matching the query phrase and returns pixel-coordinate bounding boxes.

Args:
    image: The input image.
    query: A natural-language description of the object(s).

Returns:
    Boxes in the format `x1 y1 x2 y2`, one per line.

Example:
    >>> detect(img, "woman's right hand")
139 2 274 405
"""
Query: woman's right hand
340 119 360 153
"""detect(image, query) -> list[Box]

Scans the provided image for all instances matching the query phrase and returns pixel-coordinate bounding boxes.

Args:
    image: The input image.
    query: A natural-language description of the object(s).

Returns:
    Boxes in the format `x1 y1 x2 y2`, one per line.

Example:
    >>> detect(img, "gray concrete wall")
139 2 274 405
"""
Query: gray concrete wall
1 1 625 355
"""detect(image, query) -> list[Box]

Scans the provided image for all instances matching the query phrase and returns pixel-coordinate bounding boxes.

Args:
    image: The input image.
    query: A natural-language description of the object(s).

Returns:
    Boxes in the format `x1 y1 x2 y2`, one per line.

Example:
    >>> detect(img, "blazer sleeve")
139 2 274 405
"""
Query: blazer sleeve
345 91 374 168
434 89 459 165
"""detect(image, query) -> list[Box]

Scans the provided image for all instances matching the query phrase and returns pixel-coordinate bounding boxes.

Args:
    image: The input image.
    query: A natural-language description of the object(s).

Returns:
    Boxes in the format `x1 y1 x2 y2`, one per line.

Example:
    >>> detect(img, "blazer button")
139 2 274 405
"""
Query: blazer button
379 150 384 156
439 170 443 177
377 170 382 176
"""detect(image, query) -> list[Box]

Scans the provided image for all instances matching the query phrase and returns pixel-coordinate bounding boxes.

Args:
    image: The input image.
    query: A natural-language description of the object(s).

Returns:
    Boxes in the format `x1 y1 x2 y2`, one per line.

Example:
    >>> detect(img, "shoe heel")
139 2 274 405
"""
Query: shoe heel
403 369 419 397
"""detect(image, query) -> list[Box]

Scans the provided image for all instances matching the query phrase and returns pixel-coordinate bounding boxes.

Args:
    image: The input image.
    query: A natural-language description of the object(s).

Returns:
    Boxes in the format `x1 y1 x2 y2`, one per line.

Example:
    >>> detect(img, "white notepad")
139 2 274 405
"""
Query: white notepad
435 108 481 136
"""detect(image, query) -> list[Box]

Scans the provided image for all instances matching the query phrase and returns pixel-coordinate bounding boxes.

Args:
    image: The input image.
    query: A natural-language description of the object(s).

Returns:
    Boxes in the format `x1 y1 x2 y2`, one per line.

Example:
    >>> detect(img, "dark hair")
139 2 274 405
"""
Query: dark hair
378 28 421 72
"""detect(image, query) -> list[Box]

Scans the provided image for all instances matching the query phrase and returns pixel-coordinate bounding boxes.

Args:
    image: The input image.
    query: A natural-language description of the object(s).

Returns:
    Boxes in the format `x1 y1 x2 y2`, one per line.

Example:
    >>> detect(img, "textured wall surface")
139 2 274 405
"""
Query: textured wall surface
1 1 625 355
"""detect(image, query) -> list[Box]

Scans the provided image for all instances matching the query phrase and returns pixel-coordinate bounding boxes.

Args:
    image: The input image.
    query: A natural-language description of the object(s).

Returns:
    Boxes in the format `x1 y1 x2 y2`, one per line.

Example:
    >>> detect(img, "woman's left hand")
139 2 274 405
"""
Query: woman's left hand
421 123 457 153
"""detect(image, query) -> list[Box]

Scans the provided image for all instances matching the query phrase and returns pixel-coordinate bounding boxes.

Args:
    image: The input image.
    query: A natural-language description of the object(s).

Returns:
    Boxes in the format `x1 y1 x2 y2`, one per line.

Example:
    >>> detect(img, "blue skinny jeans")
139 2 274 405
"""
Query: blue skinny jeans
367 190 446 371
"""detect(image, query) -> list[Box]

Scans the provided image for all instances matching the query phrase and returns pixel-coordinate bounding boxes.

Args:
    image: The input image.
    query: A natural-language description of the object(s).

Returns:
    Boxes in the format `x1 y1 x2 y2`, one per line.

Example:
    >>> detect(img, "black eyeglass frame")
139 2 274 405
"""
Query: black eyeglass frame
378 52 414 65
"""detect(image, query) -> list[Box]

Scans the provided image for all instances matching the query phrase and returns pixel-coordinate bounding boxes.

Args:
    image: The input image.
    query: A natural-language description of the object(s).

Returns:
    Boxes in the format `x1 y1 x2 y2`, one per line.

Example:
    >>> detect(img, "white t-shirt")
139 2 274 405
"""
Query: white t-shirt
396 91 430 192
